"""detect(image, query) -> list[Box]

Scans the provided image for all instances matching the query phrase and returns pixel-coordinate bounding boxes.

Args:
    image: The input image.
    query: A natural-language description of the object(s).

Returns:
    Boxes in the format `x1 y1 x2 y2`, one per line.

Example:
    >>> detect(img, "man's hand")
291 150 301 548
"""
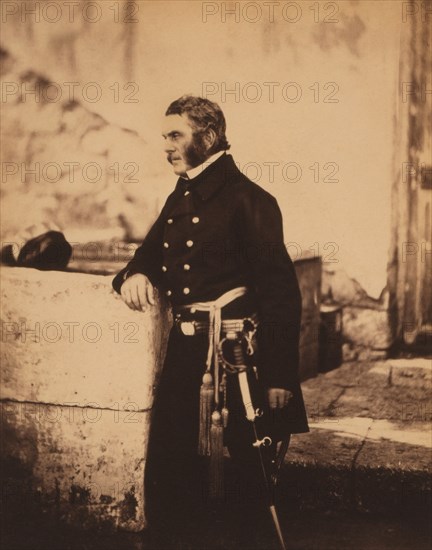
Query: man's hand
267 388 293 409
120 273 155 311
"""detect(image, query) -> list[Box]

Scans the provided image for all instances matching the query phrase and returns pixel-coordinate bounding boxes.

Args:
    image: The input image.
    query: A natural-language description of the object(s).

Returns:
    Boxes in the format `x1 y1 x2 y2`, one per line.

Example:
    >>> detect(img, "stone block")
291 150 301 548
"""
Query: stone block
322 268 366 304
0 267 171 531
1 401 150 531
0 267 171 409
343 306 392 349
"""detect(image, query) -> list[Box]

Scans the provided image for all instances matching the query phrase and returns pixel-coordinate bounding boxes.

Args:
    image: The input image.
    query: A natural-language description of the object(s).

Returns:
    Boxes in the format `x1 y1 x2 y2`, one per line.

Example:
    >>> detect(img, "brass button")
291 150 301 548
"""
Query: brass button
186 240 194 247
180 321 195 336
162 266 167 272
183 264 191 271
192 216 200 224
183 287 190 295
163 242 169 248
184 190 190 196
167 218 173 224
166 290 172 297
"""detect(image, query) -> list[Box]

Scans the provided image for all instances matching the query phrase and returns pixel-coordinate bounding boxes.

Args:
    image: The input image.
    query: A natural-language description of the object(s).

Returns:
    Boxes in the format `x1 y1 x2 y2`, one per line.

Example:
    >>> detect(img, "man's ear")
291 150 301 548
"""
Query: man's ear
203 128 217 151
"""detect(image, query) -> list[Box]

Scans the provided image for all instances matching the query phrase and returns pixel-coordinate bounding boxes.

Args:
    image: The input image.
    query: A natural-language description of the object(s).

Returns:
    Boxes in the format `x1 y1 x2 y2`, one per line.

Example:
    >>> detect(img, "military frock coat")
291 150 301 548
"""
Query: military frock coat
113 153 309 434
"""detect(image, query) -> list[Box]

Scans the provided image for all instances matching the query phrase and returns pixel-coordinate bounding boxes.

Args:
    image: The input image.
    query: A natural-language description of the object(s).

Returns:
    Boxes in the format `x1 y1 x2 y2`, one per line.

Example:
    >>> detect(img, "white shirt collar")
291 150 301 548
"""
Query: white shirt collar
181 150 225 180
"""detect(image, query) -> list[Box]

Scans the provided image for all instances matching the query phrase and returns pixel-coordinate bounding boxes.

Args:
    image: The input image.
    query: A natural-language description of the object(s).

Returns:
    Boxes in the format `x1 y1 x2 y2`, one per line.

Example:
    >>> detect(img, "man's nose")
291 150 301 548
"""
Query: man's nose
164 140 176 153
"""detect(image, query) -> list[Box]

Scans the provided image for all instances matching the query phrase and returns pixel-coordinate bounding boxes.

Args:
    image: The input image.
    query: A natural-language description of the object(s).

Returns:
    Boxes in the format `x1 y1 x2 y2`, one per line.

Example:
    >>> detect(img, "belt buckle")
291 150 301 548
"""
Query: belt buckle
180 321 196 336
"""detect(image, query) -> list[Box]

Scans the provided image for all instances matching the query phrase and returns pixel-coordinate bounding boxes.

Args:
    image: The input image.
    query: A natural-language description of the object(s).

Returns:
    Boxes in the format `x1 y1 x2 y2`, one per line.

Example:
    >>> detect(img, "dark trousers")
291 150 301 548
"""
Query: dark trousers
144 326 280 533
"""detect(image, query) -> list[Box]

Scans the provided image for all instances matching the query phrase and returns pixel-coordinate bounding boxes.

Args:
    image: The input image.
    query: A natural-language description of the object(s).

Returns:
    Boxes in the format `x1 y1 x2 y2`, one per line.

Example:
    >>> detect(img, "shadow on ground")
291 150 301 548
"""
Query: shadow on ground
2 502 431 550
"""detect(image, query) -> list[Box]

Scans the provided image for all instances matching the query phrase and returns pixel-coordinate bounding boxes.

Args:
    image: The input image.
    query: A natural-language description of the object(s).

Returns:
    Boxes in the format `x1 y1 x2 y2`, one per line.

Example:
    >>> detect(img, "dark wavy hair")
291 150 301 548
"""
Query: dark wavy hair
165 95 231 154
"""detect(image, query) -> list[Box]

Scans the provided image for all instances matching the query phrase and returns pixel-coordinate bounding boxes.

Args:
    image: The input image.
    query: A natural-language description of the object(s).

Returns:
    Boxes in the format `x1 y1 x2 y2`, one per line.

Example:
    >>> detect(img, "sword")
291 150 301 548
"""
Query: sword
233 343 288 550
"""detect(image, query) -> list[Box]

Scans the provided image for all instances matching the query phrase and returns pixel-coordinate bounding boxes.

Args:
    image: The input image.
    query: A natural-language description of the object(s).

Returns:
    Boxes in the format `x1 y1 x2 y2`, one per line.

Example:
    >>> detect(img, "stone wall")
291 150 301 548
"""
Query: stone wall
0 266 171 530
322 268 392 360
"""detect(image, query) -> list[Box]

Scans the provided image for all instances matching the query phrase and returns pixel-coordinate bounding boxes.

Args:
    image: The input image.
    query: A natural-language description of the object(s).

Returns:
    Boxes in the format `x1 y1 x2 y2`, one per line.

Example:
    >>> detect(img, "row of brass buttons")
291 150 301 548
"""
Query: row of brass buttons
162 264 190 272
163 240 194 249
164 192 199 297
166 217 200 224
166 288 190 297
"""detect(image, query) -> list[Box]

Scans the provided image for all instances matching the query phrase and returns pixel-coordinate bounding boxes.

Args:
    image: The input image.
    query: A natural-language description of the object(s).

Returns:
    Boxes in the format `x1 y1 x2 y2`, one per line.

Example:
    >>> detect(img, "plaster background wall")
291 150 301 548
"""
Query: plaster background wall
1 0 404 302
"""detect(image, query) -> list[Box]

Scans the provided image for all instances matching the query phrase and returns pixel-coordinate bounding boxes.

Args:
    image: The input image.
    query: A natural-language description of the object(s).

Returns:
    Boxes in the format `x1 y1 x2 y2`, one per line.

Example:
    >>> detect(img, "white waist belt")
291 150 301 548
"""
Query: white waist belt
186 286 248 406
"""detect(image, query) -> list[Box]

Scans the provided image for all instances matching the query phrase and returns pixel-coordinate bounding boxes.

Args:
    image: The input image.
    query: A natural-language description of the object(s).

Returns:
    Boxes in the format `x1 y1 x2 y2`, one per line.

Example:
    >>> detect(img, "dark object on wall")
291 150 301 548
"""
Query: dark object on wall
294 256 322 381
420 165 431 190
319 304 343 373
1 231 72 271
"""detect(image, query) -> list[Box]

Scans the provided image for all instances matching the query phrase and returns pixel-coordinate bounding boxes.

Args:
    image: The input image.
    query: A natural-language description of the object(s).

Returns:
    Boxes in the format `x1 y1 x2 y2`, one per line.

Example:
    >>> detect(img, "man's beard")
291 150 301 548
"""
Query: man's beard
182 134 210 169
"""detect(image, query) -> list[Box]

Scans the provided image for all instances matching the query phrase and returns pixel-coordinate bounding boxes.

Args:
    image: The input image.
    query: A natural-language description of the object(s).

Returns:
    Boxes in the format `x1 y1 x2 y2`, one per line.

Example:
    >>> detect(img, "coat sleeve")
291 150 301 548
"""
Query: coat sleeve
238 188 302 391
112 213 165 294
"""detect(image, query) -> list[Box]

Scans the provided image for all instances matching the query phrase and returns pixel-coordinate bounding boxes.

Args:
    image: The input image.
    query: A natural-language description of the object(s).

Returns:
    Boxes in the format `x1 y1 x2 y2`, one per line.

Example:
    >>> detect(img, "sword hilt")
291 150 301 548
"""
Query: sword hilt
252 436 272 448
233 341 246 367
233 343 257 422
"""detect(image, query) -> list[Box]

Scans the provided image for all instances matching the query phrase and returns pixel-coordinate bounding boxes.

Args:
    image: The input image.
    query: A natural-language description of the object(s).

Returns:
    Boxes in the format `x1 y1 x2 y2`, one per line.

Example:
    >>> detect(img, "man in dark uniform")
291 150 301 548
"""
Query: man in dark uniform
113 95 308 544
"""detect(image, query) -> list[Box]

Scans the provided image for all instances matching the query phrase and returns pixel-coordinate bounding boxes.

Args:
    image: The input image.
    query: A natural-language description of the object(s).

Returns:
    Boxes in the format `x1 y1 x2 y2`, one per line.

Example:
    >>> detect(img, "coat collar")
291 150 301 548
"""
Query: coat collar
183 150 225 180
174 153 239 202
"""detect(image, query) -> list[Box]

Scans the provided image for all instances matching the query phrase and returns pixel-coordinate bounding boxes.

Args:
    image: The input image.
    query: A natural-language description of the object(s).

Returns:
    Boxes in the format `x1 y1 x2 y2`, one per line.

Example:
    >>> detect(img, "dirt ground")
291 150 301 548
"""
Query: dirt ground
2 506 431 550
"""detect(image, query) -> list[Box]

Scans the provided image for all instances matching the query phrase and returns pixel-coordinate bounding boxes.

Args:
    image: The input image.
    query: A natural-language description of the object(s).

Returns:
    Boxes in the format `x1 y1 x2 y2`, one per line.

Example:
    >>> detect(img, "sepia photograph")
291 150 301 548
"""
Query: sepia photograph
0 1 431 549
